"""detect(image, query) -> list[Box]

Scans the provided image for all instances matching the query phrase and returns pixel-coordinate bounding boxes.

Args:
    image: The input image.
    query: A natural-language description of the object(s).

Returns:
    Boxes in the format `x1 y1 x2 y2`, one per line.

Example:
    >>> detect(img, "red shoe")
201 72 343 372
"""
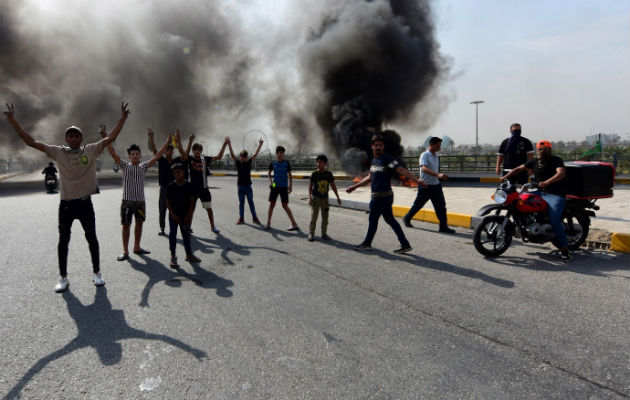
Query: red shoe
236 218 245 225
252 218 261 225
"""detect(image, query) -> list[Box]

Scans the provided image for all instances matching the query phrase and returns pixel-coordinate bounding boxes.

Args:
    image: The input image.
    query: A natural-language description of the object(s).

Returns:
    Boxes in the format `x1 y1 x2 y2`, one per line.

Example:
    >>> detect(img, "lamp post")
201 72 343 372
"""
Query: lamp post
470 100 484 154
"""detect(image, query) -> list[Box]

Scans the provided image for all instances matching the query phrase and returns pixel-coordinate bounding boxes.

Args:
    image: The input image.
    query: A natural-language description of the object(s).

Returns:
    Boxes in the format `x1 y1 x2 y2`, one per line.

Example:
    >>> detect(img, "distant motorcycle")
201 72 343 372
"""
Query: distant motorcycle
44 173 58 193
472 181 597 257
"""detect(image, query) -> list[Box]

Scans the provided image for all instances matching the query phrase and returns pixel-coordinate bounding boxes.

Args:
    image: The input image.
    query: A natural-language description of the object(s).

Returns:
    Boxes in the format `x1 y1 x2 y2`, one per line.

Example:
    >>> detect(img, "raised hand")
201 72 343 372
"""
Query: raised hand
99 124 107 137
147 128 154 139
4 103 14 119
121 102 130 118
259 137 264 145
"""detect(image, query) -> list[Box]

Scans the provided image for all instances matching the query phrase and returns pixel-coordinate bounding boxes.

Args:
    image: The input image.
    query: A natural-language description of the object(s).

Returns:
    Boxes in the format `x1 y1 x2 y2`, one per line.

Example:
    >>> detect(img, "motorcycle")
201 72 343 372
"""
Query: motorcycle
45 173 58 193
472 181 598 257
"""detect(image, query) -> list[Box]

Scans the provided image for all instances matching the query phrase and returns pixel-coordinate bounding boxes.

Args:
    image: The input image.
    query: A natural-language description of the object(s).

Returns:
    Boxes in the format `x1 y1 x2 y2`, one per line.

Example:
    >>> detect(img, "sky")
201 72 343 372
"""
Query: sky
423 0 630 146
1 0 628 160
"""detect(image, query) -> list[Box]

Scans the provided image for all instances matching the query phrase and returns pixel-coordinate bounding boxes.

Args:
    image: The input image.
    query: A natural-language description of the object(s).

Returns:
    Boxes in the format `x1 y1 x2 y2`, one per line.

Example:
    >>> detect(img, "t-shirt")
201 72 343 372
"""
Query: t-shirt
119 160 150 201
369 153 399 194
235 158 253 186
525 156 566 196
166 180 195 218
157 156 178 187
498 136 534 169
187 155 213 189
419 150 440 185
310 170 334 199
42 140 106 200
268 160 292 188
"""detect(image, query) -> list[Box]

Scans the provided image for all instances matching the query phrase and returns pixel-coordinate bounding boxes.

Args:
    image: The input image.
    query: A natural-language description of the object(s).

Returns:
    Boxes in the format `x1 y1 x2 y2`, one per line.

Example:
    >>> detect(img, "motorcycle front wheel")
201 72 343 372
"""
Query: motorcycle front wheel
553 213 590 250
473 215 513 257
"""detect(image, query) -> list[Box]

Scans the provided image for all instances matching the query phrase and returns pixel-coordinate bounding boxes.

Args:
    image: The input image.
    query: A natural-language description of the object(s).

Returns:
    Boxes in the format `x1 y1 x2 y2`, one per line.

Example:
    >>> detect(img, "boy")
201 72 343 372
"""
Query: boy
5 102 130 292
308 154 341 241
166 163 200 267
225 136 263 224
266 145 299 231
100 126 171 261
179 133 227 233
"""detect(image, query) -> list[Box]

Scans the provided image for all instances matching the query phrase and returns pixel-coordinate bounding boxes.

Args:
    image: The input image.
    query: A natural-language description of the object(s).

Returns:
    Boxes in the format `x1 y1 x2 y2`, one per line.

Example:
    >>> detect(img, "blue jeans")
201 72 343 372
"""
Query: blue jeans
404 183 448 228
363 195 410 248
538 191 567 248
237 185 258 220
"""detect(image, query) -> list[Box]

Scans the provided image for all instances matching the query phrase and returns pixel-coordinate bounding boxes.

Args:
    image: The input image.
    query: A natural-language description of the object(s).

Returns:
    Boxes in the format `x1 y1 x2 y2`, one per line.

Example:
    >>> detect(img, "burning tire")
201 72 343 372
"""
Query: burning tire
473 215 513 257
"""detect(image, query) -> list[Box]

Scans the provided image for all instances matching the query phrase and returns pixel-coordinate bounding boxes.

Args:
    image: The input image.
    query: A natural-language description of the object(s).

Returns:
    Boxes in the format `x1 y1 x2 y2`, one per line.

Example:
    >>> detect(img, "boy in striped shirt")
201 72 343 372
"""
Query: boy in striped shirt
100 126 171 261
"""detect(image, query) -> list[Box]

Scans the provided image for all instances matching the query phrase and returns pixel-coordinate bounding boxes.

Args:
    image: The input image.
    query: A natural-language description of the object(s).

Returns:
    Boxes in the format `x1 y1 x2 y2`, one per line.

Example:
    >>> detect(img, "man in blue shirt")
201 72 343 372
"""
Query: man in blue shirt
346 135 426 253
266 145 299 231
402 136 455 233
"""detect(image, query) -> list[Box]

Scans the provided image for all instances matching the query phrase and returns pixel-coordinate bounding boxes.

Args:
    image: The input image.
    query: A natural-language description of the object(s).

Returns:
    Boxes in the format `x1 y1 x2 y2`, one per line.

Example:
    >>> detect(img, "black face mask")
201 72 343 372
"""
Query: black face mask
511 129 521 135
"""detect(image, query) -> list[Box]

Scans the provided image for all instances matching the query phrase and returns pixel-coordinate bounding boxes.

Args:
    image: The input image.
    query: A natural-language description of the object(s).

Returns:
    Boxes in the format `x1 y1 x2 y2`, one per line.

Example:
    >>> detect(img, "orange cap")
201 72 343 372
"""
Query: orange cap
536 140 552 149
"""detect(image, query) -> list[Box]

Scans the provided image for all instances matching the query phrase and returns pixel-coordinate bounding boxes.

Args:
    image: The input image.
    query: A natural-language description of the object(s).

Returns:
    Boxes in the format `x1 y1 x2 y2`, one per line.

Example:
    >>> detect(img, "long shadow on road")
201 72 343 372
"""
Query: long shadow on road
3 287 206 400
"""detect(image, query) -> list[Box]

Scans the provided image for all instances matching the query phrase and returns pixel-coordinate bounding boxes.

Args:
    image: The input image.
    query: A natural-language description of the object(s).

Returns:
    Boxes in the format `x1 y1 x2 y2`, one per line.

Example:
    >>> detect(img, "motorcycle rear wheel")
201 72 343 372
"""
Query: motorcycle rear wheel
473 215 513 257
553 213 590 250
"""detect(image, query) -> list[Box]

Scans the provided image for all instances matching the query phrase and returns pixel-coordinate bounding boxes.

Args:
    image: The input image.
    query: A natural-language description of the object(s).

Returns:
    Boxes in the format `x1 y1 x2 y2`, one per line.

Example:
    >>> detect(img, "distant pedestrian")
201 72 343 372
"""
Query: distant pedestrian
166 163 200 267
148 128 184 236
402 137 455 233
178 132 228 233
346 134 426 253
496 123 534 184
266 145 299 231
4 102 130 292
100 126 171 261
307 154 341 241
225 136 263 225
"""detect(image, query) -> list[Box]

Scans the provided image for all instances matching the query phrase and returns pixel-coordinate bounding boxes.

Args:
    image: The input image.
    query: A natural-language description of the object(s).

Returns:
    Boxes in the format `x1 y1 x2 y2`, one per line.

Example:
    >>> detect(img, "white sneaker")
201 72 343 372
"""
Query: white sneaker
93 272 105 286
55 277 69 293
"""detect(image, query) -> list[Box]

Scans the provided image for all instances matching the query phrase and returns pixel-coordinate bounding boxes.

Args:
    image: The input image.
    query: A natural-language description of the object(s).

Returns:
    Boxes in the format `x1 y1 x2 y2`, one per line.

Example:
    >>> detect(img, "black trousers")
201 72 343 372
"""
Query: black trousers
58 197 100 276
159 185 168 230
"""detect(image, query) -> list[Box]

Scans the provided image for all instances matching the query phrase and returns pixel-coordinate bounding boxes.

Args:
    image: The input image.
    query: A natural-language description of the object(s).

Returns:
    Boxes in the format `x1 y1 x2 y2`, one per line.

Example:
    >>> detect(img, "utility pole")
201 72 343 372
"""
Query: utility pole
470 100 484 154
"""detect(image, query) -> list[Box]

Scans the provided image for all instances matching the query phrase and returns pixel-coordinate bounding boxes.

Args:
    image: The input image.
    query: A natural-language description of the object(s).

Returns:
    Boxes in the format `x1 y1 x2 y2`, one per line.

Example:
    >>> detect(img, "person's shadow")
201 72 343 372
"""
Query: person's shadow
128 255 234 308
191 233 289 266
4 287 206 399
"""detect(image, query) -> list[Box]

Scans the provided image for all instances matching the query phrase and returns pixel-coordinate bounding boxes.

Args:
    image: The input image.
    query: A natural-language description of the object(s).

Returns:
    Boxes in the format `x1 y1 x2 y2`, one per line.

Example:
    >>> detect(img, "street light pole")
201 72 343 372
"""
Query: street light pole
470 100 484 154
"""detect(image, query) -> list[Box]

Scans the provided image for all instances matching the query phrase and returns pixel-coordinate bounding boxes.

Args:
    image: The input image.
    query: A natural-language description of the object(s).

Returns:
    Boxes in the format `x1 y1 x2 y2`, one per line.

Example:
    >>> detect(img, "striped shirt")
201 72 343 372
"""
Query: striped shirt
120 160 150 201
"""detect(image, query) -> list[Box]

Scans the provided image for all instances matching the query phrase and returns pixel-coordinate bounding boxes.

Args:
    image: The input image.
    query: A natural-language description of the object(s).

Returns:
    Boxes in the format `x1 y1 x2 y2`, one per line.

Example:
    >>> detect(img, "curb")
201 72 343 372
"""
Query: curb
0 171 26 182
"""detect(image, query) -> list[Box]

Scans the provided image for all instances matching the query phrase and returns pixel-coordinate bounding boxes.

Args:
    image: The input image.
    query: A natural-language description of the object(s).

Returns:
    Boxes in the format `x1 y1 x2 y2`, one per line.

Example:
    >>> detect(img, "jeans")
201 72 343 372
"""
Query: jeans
58 197 100 276
363 195 410 247
404 183 448 228
538 191 567 248
309 197 329 235
159 185 168 230
168 216 193 256
237 185 258 220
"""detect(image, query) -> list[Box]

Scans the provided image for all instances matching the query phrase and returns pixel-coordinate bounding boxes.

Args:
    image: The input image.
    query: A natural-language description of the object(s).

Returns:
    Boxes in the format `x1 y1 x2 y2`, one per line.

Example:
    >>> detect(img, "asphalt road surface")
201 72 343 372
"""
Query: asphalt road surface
1 176 628 399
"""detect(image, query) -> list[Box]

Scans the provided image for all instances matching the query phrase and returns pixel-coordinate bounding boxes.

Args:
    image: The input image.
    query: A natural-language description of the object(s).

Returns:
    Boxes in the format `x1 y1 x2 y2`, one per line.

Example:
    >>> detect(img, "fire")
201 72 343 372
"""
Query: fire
399 175 418 187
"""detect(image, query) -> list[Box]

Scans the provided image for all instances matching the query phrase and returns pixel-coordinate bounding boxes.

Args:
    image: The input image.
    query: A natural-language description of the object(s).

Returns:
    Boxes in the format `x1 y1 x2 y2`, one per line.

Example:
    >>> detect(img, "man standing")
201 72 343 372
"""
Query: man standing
266 145 299 231
225 136 264 225
148 129 180 236
402 137 455 233
346 134 426 253
503 140 570 261
4 102 130 292
496 123 534 184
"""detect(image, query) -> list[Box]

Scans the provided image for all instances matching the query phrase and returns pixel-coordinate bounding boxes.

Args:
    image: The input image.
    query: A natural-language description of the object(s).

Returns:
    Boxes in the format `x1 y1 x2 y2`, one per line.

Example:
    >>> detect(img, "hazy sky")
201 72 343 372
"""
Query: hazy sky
423 0 630 146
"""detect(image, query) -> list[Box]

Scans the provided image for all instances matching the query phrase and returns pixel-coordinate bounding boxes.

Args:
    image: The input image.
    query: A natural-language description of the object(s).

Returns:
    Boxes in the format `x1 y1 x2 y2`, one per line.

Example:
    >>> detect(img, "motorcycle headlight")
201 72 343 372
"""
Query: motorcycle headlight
493 189 507 204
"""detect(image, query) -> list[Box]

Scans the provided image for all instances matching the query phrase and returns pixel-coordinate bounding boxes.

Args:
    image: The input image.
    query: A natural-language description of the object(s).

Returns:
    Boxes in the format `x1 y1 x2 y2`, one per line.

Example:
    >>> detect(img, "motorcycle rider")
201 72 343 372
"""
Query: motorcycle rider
42 162 57 177
502 140 570 261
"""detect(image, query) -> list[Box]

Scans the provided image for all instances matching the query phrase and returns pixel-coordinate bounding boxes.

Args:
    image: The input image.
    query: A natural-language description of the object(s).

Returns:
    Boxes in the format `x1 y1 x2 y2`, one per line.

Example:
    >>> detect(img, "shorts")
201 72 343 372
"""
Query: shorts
121 200 146 225
194 187 212 209
269 186 289 203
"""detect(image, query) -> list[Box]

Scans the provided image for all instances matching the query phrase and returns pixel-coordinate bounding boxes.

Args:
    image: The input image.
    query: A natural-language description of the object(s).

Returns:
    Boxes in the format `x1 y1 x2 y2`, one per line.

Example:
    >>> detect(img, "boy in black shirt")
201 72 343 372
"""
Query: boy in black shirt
226 136 263 224
166 163 199 267
308 154 341 241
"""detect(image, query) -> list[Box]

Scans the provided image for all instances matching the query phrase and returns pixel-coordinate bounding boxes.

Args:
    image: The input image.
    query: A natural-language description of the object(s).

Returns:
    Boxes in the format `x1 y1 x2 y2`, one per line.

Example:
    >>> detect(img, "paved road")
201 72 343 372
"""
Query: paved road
1 177 628 399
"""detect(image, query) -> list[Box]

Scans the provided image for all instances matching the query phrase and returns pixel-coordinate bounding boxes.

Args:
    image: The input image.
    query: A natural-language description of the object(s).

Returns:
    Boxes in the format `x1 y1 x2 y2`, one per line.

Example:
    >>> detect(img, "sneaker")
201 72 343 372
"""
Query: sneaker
93 273 105 286
170 256 179 269
559 251 572 262
288 226 299 231
307 233 314 241
322 234 332 241
236 218 245 225
402 218 413 228
212 227 220 233
253 218 261 225
54 277 69 293
439 226 456 234
354 243 372 251
393 246 412 254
